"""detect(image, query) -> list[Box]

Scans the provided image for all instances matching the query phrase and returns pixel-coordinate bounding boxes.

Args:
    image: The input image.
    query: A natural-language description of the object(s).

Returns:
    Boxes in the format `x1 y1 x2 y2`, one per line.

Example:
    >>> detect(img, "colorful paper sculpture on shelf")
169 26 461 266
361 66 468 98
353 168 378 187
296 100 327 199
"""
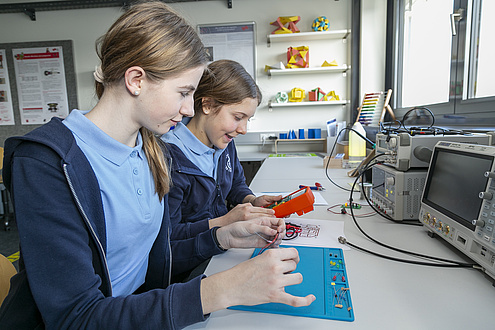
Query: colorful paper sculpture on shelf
287 46 309 69
289 88 305 102
312 16 329 31
324 90 340 101
322 60 338 67
264 61 285 72
309 87 326 101
270 16 301 34
275 91 289 103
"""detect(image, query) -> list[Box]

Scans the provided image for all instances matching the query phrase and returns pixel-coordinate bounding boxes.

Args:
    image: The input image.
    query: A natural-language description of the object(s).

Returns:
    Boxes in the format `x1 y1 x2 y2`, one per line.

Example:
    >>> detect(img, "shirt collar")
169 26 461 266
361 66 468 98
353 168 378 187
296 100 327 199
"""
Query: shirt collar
171 122 218 155
63 110 143 166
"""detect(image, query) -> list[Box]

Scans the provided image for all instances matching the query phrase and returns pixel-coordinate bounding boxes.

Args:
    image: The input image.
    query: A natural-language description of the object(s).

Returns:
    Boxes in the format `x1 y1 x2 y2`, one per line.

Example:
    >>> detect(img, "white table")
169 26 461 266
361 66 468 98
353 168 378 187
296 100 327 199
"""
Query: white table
185 156 495 330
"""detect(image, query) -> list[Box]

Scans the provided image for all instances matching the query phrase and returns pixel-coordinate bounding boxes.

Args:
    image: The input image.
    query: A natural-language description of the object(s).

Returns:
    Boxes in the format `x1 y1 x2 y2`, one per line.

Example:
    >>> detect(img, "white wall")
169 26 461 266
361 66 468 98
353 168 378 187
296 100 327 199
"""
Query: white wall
0 0 386 133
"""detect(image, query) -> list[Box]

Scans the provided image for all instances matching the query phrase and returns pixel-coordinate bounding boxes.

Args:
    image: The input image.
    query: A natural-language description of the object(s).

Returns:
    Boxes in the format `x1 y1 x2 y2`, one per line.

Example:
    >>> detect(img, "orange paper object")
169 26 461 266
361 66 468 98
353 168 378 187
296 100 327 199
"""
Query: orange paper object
309 87 326 101
287 46 309 69
270 16 301 34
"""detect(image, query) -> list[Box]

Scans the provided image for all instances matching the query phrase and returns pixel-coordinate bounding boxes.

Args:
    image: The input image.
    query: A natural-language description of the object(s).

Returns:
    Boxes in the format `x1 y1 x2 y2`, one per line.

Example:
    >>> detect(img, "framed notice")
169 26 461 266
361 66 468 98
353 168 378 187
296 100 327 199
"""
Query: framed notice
198 22 257 80
0 49 15 125
12 46 70 125
0 40 77 145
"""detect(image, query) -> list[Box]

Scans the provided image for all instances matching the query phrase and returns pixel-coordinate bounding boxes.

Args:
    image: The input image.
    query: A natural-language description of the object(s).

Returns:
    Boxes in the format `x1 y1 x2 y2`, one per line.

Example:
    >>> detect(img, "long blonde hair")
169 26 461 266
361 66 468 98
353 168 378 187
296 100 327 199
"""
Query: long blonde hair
94 1 207 200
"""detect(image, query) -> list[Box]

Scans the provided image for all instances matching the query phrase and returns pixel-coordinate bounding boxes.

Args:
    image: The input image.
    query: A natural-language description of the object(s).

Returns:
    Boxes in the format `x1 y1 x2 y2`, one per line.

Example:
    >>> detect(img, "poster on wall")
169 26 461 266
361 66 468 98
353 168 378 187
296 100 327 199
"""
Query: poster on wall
12 46 69 125
198 22 256 80
0 49 15 125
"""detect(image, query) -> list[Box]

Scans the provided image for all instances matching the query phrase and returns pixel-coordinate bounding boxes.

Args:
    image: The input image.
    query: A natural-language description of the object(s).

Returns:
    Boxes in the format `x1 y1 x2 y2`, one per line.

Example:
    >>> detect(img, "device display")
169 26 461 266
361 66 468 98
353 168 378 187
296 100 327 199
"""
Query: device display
419 141 495 282
422 148 492 231
265 186 315 218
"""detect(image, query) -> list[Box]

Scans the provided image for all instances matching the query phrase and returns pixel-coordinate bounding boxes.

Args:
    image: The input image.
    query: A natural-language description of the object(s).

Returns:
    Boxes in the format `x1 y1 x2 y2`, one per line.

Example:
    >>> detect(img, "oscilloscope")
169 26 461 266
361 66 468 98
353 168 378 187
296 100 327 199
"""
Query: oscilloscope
420 141 495 281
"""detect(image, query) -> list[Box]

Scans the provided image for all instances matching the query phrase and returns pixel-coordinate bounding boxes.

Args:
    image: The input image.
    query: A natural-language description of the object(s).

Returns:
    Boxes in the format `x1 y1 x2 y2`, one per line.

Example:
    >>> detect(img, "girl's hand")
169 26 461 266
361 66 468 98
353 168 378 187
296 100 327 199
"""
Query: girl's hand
248 194 283 208
210 203 276 228
216 217 285 249
200 247 316 314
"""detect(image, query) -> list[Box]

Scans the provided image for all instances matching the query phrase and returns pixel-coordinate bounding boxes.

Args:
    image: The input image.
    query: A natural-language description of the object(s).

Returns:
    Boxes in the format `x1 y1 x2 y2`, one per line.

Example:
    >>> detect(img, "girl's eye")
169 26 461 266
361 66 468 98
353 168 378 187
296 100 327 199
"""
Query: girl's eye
181 92 190 98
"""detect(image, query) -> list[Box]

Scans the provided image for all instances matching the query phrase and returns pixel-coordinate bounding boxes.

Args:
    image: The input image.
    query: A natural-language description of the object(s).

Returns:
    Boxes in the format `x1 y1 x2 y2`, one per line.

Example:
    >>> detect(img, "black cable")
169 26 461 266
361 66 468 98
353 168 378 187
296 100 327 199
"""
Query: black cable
402 106 435 130
325 128 352 192
338 236 477 268
358 160 422 225
325 126 376 192
346 163 477 267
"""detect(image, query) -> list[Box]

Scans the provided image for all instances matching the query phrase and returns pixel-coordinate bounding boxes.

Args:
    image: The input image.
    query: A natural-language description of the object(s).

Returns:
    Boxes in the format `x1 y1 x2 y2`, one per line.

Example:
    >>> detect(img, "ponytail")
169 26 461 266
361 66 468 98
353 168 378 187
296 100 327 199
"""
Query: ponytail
140 128 170 201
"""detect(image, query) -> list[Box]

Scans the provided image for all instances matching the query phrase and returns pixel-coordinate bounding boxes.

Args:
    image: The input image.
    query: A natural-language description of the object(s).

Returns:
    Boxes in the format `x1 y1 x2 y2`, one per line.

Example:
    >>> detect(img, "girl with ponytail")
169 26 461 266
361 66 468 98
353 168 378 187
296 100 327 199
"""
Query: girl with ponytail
0 2 314 329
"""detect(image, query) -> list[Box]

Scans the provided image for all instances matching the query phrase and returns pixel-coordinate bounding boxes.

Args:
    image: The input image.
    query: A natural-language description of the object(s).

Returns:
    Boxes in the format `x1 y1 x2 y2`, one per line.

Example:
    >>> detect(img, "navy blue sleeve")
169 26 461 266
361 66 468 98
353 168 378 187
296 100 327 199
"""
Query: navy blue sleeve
170 228 225 276
168 178 210 239
7 142 206 330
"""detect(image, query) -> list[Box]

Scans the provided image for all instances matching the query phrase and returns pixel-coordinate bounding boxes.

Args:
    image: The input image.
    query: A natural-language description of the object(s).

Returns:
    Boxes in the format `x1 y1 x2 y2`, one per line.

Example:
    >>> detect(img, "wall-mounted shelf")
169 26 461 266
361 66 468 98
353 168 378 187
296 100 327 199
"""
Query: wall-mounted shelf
267 29 350 47
0 0 232 21
274 138 326 154
268 100 348 110
267 65 349 77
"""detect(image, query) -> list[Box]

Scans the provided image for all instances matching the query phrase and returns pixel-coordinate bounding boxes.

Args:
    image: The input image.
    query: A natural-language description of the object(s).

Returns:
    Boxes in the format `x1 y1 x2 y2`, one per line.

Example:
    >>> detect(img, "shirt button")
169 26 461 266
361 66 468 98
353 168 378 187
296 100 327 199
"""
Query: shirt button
137 188 143 195
133 168 138 175
130 151 137 158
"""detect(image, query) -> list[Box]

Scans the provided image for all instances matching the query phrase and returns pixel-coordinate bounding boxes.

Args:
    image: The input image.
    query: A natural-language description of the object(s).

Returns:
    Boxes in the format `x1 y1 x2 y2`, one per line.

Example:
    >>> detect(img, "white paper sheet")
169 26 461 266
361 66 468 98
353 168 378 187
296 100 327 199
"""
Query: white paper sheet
281 217 348 250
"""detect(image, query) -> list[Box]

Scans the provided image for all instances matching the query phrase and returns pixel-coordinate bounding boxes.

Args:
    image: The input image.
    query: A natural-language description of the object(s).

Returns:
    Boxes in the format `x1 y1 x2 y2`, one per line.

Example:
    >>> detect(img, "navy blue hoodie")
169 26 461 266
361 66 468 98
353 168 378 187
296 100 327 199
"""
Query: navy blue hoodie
165 140 253 241
0 118 212 329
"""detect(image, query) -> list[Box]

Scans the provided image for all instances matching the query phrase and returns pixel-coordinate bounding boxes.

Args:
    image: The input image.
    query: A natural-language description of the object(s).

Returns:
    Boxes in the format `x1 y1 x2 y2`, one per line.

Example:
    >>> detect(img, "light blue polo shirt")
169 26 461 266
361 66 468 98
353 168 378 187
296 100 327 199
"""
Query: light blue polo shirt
162 122 226 179
63 110 163 297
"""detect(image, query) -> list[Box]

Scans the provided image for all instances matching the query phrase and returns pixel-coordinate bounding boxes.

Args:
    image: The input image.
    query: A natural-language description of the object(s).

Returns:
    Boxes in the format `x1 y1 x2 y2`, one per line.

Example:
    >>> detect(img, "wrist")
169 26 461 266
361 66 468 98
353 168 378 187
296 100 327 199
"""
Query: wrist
245 195 257 205
209 217 221 229
200 273 236 313
212 226 228 251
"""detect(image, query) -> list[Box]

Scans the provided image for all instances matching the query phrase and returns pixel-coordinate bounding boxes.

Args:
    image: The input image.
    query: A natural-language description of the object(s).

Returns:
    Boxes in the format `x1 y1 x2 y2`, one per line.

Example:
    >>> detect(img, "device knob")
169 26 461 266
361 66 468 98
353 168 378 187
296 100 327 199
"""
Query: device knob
484 171 495 179
385 177 395 186
388 138 397 148
479 191 493 200
472 219 486 227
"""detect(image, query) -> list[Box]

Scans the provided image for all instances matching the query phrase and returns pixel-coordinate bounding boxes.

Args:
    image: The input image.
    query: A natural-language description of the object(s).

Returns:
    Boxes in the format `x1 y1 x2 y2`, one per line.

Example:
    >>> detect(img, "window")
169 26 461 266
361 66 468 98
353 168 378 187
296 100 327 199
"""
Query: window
389 0 495 123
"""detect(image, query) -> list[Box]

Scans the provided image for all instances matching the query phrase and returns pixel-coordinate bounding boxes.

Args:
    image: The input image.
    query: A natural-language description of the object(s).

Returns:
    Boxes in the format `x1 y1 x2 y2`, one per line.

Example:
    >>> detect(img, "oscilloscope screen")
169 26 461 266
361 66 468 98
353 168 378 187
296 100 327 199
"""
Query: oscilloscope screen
422 148 492 231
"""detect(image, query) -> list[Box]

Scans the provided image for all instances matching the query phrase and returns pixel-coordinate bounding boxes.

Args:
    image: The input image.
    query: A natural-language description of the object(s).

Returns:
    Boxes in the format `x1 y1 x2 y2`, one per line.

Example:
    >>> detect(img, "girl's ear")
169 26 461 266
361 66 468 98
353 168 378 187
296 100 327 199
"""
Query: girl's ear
124 66 145 96
201 97 214 114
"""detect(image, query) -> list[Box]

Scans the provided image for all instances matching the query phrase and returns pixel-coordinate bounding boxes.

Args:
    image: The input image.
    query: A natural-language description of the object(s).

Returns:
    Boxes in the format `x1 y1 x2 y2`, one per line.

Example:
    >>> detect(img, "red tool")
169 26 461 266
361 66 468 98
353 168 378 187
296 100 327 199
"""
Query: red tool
265 186 315 218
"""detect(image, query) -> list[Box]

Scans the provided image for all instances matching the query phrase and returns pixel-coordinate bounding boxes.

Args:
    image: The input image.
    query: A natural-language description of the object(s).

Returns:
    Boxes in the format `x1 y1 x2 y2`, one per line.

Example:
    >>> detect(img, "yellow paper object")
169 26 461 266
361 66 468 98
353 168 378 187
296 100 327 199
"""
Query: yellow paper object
312 16 329 31
289 88 305 102
322 60 338 67
287 46 309 69
270 16 301 34
324 90 340 101
264 61 285 72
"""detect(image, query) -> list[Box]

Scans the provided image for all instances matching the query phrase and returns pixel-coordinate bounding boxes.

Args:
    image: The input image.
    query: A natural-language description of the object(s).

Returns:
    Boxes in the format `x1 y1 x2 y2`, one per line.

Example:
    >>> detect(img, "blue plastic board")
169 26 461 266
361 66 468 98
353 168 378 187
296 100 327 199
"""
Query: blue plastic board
229 245 354 322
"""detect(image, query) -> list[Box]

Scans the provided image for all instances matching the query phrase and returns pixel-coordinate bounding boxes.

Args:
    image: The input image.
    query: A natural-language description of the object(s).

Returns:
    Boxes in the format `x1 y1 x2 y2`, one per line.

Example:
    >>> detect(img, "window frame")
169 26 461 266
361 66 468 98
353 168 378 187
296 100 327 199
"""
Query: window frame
387 0 495 125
